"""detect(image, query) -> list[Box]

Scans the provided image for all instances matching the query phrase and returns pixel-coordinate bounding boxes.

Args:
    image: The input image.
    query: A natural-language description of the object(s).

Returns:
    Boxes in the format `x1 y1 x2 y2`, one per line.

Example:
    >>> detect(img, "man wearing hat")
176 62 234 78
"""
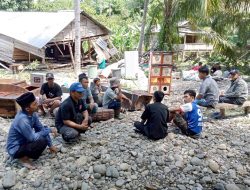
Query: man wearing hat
196 66 219 108
38 73 62 116
55 82 91 142
134 91 169 140
102 78 131 119
219 69 248 105
6 92 57 169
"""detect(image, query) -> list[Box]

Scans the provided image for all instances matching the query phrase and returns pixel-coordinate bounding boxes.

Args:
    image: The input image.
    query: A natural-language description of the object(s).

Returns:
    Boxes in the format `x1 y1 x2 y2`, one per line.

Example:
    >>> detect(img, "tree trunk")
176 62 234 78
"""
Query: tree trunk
138 0 149 57
159 0 173 50
74 0 81 75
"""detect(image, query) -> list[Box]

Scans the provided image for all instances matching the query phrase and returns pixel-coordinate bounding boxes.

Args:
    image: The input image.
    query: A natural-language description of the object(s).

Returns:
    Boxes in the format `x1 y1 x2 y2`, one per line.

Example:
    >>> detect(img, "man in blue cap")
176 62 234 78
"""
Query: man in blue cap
219 69 248 105
6 92 57 169
55 82 91 142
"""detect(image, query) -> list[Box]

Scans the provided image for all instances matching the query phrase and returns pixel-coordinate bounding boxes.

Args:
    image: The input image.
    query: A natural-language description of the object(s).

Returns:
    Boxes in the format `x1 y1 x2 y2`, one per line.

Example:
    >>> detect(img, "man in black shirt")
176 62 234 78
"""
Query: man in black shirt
38 73 62 116
134 91 169 140
55 82 91 142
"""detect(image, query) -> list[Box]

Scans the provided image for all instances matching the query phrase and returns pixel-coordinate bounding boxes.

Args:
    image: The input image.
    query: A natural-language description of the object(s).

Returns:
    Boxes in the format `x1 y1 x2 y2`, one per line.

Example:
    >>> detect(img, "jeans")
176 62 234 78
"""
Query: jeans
108 99 121 110
57 111 92 142
196 99 217 108
219 96 245 105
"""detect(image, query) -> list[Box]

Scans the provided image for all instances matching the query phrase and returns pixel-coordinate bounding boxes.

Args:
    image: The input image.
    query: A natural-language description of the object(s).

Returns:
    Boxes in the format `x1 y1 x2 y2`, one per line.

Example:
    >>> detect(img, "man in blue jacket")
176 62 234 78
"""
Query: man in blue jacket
169 90 203 139
6 92 57 169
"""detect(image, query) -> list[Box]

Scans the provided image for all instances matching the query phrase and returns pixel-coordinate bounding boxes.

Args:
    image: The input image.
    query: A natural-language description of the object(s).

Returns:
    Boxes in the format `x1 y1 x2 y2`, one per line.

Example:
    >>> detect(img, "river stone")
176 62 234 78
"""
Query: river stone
116 179 125 187
243 179 250 186
81 182 89 190
93 165 106 175
225 184 240 190
213 183 225 190
190 157 202 166
120 163 129 171
76 156 88 166
208 160 220 173
33 179 42 188
106 166 119 178
2 170 16 189
218 144 227 150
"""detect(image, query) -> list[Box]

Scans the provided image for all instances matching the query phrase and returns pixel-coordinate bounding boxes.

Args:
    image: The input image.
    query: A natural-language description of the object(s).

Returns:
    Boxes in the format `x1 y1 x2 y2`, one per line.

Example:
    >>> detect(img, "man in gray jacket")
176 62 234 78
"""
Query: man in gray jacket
219 69 248 105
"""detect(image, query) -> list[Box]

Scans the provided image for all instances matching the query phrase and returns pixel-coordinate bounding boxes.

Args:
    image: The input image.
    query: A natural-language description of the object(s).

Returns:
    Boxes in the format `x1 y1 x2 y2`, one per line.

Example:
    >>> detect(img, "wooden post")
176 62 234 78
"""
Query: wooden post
68 43 75 68
28 53 31 62
74 0 81 75
54 42 64 56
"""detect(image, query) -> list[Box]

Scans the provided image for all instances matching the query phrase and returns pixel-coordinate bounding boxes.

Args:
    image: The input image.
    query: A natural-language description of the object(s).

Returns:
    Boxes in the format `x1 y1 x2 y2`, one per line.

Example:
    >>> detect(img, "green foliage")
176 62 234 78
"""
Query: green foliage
0 0 32 11
33 0 73 11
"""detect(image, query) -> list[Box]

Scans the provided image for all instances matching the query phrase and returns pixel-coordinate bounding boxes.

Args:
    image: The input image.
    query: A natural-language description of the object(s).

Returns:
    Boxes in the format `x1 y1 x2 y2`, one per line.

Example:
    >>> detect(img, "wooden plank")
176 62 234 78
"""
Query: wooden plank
68 43 75 68
0 62 11 71
54 42 65 56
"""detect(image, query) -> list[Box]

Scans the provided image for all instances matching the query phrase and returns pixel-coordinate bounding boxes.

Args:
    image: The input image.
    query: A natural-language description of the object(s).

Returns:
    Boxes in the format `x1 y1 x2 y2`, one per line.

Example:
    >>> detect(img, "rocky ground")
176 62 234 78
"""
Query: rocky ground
0 73 249 190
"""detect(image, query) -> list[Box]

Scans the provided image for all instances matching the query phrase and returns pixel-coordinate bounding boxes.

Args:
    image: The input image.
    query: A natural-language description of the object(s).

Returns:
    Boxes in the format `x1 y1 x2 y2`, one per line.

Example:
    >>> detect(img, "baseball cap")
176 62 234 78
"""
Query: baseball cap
46 73 54 79
69 82 85 92
229 69 240 75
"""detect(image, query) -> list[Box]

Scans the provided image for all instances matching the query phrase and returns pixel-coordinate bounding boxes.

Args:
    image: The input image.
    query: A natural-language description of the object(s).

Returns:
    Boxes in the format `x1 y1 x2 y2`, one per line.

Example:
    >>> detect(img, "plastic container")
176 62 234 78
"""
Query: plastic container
87 65 98 78
111 68 121 78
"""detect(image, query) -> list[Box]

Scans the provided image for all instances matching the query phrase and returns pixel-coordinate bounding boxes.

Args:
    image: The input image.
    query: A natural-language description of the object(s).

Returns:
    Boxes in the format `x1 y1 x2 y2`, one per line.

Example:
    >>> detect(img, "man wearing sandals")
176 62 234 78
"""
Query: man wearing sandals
38 73 62 116
6 92 57 169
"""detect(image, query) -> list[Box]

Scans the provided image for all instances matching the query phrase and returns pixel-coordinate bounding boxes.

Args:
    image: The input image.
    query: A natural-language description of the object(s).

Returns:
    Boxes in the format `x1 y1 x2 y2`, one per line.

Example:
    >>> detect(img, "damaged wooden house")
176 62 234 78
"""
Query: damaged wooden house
0 10 117 69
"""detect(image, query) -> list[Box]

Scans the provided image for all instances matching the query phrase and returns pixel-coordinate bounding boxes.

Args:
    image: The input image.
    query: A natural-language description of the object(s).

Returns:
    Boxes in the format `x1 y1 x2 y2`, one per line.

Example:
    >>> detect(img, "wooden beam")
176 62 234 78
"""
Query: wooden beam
68 43 75 68
54 42 65 56
0 62 11 71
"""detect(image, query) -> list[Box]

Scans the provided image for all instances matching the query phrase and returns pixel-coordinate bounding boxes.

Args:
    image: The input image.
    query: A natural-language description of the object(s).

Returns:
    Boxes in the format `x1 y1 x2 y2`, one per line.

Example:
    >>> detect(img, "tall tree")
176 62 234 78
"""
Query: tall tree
74 0 81 75
0 0 33 11
138 0 149 56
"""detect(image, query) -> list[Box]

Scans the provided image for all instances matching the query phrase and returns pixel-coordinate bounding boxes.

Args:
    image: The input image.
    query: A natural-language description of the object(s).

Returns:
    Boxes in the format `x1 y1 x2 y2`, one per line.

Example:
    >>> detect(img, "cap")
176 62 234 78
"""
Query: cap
46 73 54 79
229 69 240 75
69 82 85 92
109 77 120 88
16 92 36 108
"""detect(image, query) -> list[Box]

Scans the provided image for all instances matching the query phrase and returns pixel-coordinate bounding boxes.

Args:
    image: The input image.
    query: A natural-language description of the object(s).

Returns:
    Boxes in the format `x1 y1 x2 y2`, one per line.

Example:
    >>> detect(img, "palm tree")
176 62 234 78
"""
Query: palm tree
145 0 249 62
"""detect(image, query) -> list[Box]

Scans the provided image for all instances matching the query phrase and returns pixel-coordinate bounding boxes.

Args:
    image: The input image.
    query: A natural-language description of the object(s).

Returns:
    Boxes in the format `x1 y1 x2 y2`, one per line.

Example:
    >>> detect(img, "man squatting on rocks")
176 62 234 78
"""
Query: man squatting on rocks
133 91 169 140
6 92 57 169
196 66 219 108
55 82 92 143
103 78 132 119
169 90 203 139
38 73 62 116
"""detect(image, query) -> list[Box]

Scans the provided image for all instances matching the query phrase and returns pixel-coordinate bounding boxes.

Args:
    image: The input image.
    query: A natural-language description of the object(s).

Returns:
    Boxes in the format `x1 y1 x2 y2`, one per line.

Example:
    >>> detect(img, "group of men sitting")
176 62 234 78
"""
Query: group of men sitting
6 65 248 169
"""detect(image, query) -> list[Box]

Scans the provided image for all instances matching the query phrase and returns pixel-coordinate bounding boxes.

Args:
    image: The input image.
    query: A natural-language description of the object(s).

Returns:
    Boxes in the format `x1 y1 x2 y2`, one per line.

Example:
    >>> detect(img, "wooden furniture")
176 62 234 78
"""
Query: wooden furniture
215 101 250 117
92 108 114 122
148 52 174 95
0 80 40 117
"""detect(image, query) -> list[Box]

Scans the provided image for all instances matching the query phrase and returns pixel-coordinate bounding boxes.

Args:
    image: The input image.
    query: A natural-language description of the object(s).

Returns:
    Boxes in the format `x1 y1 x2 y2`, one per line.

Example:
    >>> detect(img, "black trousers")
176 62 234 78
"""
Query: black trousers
13 137 47 159
134 121 149 136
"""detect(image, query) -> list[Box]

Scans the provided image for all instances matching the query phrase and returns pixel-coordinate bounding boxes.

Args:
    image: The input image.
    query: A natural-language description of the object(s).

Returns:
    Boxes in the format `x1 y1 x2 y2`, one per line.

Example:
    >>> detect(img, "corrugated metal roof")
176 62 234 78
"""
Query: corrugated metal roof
0 11 75 49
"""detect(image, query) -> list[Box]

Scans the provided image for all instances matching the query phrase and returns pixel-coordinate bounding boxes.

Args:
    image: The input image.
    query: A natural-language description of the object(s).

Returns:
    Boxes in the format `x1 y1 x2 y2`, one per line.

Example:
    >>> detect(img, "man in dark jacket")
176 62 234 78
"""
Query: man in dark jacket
134 91 169 140
219 69 248 105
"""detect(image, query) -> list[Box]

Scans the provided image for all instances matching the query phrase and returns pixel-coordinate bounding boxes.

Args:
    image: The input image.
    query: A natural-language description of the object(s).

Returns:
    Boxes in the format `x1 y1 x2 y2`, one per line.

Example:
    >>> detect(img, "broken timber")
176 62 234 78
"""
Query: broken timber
0 79 40 117
215 101 250 117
